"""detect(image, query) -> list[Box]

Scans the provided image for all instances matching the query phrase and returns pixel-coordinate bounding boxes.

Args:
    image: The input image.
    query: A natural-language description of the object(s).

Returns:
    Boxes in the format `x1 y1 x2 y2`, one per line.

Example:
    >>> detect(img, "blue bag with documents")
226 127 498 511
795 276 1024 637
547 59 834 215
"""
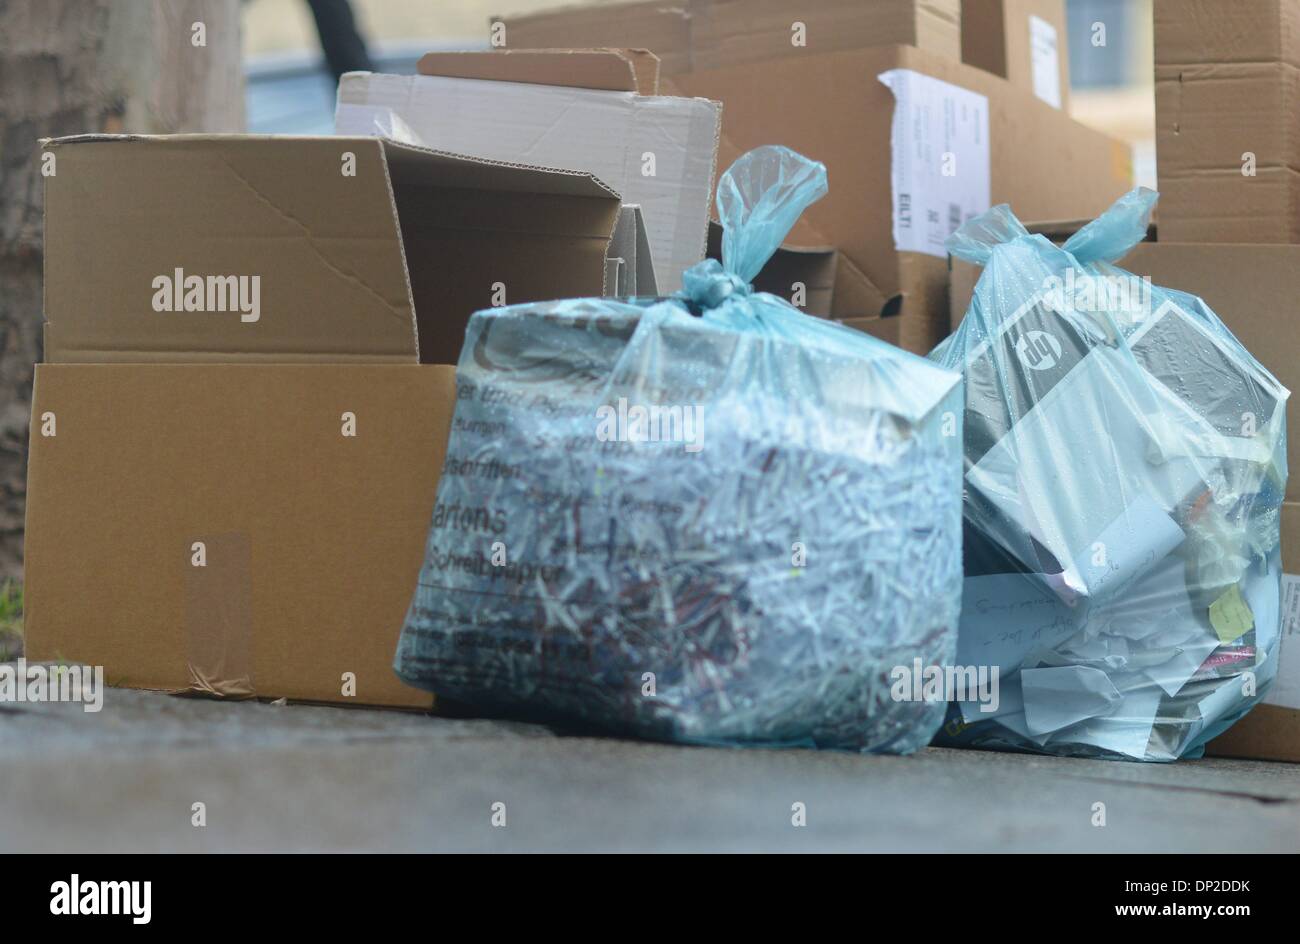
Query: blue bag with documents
394 146 965 751
933 189 1289 760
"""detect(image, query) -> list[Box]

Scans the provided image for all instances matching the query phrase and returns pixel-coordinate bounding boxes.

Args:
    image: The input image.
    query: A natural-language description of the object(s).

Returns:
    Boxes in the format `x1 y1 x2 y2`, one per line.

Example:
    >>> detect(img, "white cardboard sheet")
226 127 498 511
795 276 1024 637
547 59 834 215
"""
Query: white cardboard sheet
336 72 721 293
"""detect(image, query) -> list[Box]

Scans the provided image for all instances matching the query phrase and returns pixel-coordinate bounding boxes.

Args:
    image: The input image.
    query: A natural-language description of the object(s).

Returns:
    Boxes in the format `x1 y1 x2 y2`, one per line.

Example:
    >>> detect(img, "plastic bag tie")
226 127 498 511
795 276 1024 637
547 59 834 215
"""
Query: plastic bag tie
680 258 753 310
713 144 828 285
945 204 1032 265
1061 187 1158 264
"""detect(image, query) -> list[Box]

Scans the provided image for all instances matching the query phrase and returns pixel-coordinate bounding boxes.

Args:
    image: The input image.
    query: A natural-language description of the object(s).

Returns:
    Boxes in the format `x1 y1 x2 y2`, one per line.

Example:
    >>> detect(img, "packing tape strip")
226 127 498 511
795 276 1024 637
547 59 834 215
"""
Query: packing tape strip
183 532 255 698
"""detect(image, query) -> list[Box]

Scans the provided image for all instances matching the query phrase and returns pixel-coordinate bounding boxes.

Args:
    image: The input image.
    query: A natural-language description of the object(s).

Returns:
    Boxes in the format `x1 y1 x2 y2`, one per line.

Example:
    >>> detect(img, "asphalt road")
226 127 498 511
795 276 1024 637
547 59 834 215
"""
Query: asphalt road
2 686 1297 852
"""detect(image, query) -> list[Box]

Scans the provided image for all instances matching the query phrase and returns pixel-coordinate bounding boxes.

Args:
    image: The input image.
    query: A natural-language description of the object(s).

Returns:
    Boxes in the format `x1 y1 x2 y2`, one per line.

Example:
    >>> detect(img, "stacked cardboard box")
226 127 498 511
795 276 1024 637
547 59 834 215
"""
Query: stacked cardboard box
501 0 1129 354
961 0 1071 110
24 135 628 707
1149 0 1300 761
500 0 964 72
1154 0 1300 242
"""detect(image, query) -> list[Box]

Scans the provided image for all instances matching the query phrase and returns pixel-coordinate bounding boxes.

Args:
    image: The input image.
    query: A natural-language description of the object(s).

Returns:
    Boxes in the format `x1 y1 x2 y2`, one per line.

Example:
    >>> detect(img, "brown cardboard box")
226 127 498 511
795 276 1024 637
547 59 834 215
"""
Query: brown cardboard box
1154 0 1300 69
497 0 963 75
671 43 1131 352
417 46 662 95
706 220 837 315
961 0 1070 110
1155 0 1300 242
1206 501 1300 763
25 134 623 708
1208 704 1300 763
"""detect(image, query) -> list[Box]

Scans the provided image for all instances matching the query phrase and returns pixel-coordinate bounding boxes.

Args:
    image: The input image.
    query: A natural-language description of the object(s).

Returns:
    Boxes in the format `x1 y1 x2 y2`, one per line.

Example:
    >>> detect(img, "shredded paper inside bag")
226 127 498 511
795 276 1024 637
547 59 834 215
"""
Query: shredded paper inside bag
395 146 966 751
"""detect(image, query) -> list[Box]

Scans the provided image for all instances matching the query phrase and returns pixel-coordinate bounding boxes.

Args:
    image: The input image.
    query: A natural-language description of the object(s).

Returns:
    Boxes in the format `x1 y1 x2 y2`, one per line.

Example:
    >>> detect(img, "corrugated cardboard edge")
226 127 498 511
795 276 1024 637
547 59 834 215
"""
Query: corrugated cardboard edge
418 48 661 95
347 112 625 297
622 48 663 95
610 204 660 295
688 95 723 282
658 80 728 293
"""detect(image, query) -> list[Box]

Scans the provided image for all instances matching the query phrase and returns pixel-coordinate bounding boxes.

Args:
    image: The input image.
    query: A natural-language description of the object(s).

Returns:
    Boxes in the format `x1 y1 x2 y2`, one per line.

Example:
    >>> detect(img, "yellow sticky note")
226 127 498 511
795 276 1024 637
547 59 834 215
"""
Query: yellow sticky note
1209 584 1254 644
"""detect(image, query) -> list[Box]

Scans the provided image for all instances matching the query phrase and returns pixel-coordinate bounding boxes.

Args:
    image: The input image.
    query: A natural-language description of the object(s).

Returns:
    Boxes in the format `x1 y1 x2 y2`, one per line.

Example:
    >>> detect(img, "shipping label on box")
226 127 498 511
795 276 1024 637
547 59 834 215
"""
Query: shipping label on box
879 69 991 258
1028 14 1062 108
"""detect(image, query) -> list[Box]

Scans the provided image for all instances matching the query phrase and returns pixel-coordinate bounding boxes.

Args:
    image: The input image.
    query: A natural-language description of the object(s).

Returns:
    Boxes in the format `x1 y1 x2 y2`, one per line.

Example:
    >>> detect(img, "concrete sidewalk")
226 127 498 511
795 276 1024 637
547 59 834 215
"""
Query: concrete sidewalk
2 688 1297 852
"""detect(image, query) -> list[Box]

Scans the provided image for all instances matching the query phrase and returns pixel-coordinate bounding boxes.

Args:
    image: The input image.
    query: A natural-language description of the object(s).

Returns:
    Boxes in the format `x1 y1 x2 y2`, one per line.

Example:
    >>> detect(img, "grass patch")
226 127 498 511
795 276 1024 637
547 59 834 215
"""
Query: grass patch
0 579 23 661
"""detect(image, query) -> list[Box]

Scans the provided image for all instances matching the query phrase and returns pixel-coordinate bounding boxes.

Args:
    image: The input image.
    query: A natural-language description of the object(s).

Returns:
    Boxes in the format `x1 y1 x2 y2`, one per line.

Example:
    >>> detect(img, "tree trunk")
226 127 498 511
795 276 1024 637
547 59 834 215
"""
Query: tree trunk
0 0 243 578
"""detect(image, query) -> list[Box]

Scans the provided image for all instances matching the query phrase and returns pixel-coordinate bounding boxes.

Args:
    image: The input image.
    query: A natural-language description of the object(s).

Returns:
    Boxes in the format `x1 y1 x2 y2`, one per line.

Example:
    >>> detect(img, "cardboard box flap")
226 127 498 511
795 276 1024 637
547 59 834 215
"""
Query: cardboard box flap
42 134 420 364
336 71 721 294
706 219 837 315
608 205 659 296
379 137 622 364
417 48 661 95
41 134 621 365
379 135 619 200
831 253 893 319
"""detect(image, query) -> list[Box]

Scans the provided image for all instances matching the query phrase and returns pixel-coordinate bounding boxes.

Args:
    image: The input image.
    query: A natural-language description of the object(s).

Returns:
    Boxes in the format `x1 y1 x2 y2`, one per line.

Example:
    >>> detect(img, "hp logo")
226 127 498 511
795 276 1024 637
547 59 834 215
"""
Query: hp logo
1015 331 1062 371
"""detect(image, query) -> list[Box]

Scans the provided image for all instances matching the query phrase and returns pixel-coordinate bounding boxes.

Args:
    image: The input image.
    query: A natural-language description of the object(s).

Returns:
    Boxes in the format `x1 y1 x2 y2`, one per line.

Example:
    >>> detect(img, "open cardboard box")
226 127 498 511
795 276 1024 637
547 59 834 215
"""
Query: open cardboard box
334 48 722 294
25 133 624 708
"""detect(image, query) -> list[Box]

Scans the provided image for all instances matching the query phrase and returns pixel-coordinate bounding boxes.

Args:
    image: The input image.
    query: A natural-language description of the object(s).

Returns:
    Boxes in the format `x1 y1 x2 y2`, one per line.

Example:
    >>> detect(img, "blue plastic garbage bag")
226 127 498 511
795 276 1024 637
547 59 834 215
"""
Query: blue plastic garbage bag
394 146 965 751
932 188 1289 761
